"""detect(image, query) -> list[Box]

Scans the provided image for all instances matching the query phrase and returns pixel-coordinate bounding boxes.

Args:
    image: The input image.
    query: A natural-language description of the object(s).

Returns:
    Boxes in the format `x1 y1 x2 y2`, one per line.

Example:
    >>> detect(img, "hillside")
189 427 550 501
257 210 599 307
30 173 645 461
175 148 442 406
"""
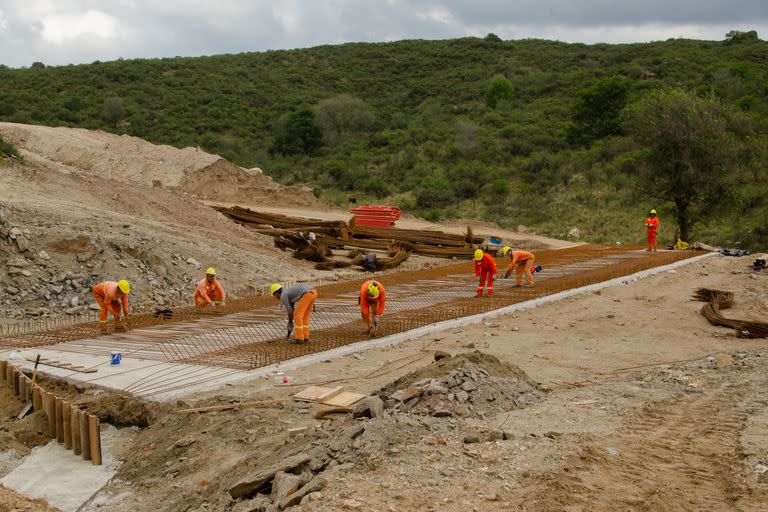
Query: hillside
1 36 766 248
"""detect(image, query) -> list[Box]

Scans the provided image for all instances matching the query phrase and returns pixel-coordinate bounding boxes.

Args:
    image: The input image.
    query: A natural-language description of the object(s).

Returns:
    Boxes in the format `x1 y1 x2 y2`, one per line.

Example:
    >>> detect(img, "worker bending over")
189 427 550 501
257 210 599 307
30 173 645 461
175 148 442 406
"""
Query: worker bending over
93 280 130 334
503 247 536 287
270 283 318 344
645 209 659 252
359 280 386 334
474 249 497 296
193 267 226 308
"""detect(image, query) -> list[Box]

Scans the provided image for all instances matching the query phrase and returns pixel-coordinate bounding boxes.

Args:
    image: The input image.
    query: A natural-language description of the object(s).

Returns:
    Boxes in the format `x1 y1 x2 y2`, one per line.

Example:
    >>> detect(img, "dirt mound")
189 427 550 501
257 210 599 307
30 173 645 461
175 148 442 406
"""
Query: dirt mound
0 122 319 207
381 351 543 418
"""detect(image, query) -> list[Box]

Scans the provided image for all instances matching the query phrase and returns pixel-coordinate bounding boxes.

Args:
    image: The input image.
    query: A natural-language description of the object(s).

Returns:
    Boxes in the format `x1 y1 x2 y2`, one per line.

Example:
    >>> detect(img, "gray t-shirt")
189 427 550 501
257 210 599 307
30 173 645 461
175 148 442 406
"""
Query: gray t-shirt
281 284 312 318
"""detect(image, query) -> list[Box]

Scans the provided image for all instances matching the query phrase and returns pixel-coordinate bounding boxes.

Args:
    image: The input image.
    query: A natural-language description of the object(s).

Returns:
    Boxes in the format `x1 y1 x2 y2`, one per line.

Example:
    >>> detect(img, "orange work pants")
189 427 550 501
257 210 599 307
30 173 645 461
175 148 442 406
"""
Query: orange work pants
194 289 224 308
477 272 494 296
515 257 535 285
293 289 317 341
361 302 377 331
647 231 657 250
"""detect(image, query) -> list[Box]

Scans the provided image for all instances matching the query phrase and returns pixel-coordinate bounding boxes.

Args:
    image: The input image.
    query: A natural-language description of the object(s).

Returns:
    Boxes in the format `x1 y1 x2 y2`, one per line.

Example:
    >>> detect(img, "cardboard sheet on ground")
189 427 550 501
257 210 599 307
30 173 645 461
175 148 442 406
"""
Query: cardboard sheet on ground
293 385 365 406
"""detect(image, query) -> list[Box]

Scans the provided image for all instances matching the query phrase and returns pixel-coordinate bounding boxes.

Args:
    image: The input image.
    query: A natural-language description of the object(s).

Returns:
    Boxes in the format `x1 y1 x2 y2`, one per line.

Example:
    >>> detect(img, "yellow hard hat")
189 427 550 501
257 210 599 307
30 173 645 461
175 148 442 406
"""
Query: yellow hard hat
117 280 131 294
650 209 657 214
270 283 283 296
205 267 216 276
474 249 483 261
502 246 511 256
367 282 380 300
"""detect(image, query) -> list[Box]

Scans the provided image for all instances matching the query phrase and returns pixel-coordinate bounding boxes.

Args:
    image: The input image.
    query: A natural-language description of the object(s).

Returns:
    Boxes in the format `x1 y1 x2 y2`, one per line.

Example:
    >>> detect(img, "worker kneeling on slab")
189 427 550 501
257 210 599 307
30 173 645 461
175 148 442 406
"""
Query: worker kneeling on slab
502 247 536 287
359 280 386 335
193 267 226 308
474 249 497 297
93 280 130 334
271 283 318 344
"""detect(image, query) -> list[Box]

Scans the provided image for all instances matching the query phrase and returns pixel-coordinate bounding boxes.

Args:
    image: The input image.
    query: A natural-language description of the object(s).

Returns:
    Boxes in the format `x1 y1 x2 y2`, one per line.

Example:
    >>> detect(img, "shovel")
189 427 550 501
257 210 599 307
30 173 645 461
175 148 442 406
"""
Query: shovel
17 354 41 419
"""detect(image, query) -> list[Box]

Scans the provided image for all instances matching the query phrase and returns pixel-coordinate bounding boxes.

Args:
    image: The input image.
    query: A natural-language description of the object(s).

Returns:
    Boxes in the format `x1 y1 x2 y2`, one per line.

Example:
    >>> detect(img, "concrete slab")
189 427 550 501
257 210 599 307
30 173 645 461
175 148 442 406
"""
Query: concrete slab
0 425 136 512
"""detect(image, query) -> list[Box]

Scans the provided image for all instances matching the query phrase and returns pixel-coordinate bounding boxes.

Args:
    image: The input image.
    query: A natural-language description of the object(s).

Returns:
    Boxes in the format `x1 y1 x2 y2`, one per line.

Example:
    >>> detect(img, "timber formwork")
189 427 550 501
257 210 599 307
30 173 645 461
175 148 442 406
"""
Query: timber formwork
1 246 700 374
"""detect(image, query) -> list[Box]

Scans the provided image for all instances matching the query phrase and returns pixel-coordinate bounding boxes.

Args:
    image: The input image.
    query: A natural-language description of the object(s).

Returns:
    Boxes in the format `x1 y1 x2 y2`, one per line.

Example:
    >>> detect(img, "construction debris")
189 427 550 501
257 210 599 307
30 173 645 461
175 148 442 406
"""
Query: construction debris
693 288 768 338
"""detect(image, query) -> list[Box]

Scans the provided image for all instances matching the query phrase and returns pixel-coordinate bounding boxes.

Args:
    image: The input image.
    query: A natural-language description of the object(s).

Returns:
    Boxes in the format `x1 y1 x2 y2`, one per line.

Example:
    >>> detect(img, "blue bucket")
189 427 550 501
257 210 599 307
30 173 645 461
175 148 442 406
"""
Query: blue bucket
488 236 502 245
110 353 122 365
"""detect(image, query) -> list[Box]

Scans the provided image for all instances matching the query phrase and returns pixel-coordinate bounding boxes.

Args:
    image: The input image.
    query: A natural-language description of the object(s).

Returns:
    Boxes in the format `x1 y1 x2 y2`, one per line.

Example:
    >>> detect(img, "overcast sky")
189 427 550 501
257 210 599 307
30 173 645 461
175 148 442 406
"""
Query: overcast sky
0 1 766 68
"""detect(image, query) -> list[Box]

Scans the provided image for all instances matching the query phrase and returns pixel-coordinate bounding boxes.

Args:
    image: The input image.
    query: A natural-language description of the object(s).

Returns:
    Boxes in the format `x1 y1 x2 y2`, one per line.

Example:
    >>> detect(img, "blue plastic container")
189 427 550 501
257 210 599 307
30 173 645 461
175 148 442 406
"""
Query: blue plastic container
110 353 122 365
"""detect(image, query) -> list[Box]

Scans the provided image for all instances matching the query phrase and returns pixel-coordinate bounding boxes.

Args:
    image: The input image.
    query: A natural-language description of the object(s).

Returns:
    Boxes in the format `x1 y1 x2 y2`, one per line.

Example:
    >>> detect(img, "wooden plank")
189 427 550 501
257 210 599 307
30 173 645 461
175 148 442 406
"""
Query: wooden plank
55 397 64 443
24 357 97 373
80 412 91 461
71 406 81 456
88 415 102 465
63 402 72 450
0 360 6 380
316 386 344 402
19 374 27 402
46 392 56 439
32 385 42 411
321 391 366 407
293 385 334 402
12 368 19 396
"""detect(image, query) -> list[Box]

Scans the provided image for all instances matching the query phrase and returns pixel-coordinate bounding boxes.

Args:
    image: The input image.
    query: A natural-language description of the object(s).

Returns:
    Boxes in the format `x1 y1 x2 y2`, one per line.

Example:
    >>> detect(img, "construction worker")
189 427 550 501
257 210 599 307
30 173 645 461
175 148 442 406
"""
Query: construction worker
92 280 130 334
473 249 497 297
359 280 386 334
270 283 318 344
502 247 536 287
645 209 659 252
193 267 226 308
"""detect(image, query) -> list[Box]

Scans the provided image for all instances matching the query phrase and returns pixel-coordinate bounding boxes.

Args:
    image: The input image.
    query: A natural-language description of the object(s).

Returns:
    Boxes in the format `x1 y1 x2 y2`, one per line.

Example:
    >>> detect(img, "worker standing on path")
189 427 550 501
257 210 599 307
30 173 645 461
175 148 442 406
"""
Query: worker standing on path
473 249 497 297
92 280 130 334
270 283 318 344
193 267 226 308
645 209 659 252
502 247 536 287
359 280 386 334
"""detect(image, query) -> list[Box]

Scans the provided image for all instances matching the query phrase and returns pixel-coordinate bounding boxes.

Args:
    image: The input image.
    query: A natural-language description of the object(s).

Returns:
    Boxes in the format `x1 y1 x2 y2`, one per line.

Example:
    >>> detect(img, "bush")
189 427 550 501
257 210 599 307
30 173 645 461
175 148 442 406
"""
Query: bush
0 136 19 158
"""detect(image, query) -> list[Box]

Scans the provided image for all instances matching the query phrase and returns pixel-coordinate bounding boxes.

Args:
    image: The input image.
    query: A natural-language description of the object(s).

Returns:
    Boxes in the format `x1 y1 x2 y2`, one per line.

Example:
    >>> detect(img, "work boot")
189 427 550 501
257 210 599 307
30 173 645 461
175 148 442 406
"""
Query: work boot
512 283 521 288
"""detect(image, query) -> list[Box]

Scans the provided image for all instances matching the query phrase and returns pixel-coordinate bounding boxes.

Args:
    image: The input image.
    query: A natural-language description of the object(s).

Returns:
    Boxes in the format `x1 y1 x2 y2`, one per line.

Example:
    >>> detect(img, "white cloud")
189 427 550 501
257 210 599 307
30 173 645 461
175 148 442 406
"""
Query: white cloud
41 9 119 43
0 10 7 33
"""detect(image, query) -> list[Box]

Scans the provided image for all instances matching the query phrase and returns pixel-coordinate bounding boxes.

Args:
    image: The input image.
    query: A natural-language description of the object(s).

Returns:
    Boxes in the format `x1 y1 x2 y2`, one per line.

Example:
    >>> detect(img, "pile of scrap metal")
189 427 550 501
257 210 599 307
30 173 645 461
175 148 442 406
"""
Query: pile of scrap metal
214 206 489 270
693 288 768 338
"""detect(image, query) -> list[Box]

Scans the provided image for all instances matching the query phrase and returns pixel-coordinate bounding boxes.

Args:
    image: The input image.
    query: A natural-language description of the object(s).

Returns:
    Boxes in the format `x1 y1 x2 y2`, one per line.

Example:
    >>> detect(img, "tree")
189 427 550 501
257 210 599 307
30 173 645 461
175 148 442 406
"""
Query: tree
456 120 480 160
485 75 514 109
315 94 375 145
103 97 126 128
724 30 759 44
568 76 632 145
624 89 754 241
484 33 502 42
271 109 323 156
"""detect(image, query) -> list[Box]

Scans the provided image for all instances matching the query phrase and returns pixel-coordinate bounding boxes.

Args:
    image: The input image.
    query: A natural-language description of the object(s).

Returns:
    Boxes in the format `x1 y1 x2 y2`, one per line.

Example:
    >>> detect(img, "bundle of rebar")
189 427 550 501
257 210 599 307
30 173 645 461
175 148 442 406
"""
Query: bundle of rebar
693 288 768 338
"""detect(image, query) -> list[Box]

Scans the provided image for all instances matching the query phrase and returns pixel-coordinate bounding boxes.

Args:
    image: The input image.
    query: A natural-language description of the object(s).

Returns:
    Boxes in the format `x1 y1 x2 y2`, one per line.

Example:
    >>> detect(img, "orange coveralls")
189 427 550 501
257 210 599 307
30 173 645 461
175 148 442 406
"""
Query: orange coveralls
645 217 659 251
92 281 128 332
193 277 226 307
506 250 536 286
474 253 497 296
359 280 386 331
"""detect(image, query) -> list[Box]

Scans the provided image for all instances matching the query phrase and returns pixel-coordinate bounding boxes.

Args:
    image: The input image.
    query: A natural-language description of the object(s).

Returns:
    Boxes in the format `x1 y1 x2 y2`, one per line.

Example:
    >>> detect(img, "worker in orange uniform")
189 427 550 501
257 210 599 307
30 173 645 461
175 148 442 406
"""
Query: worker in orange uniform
270 283 318 344
92 280 130 334
502 247 536 287
473 249 497 297
359 280 386 334
645 209 659 251
193 267 226 308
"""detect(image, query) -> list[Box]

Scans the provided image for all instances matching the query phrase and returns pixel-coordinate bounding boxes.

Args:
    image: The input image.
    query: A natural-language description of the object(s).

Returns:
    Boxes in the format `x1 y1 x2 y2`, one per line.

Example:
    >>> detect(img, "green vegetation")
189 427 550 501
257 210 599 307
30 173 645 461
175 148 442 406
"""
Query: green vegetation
1 34 766 248
0 136 19 158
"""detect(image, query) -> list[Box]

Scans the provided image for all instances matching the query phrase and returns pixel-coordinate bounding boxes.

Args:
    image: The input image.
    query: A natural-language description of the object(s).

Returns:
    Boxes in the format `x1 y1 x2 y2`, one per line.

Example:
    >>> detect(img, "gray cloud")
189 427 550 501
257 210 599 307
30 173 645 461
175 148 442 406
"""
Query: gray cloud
0 0 765 68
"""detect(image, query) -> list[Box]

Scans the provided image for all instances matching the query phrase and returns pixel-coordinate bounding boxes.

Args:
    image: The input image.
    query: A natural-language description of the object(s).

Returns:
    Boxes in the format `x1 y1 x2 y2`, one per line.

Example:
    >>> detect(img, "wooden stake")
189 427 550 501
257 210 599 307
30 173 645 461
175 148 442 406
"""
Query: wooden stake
12 369 19 396
46 392 56 439
19 375 27 402
0 360 6 380
63 401 72 450
32 385 42 411
71 406 81 456
80 412 91 461
88 415 102 465
55 397 64 443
